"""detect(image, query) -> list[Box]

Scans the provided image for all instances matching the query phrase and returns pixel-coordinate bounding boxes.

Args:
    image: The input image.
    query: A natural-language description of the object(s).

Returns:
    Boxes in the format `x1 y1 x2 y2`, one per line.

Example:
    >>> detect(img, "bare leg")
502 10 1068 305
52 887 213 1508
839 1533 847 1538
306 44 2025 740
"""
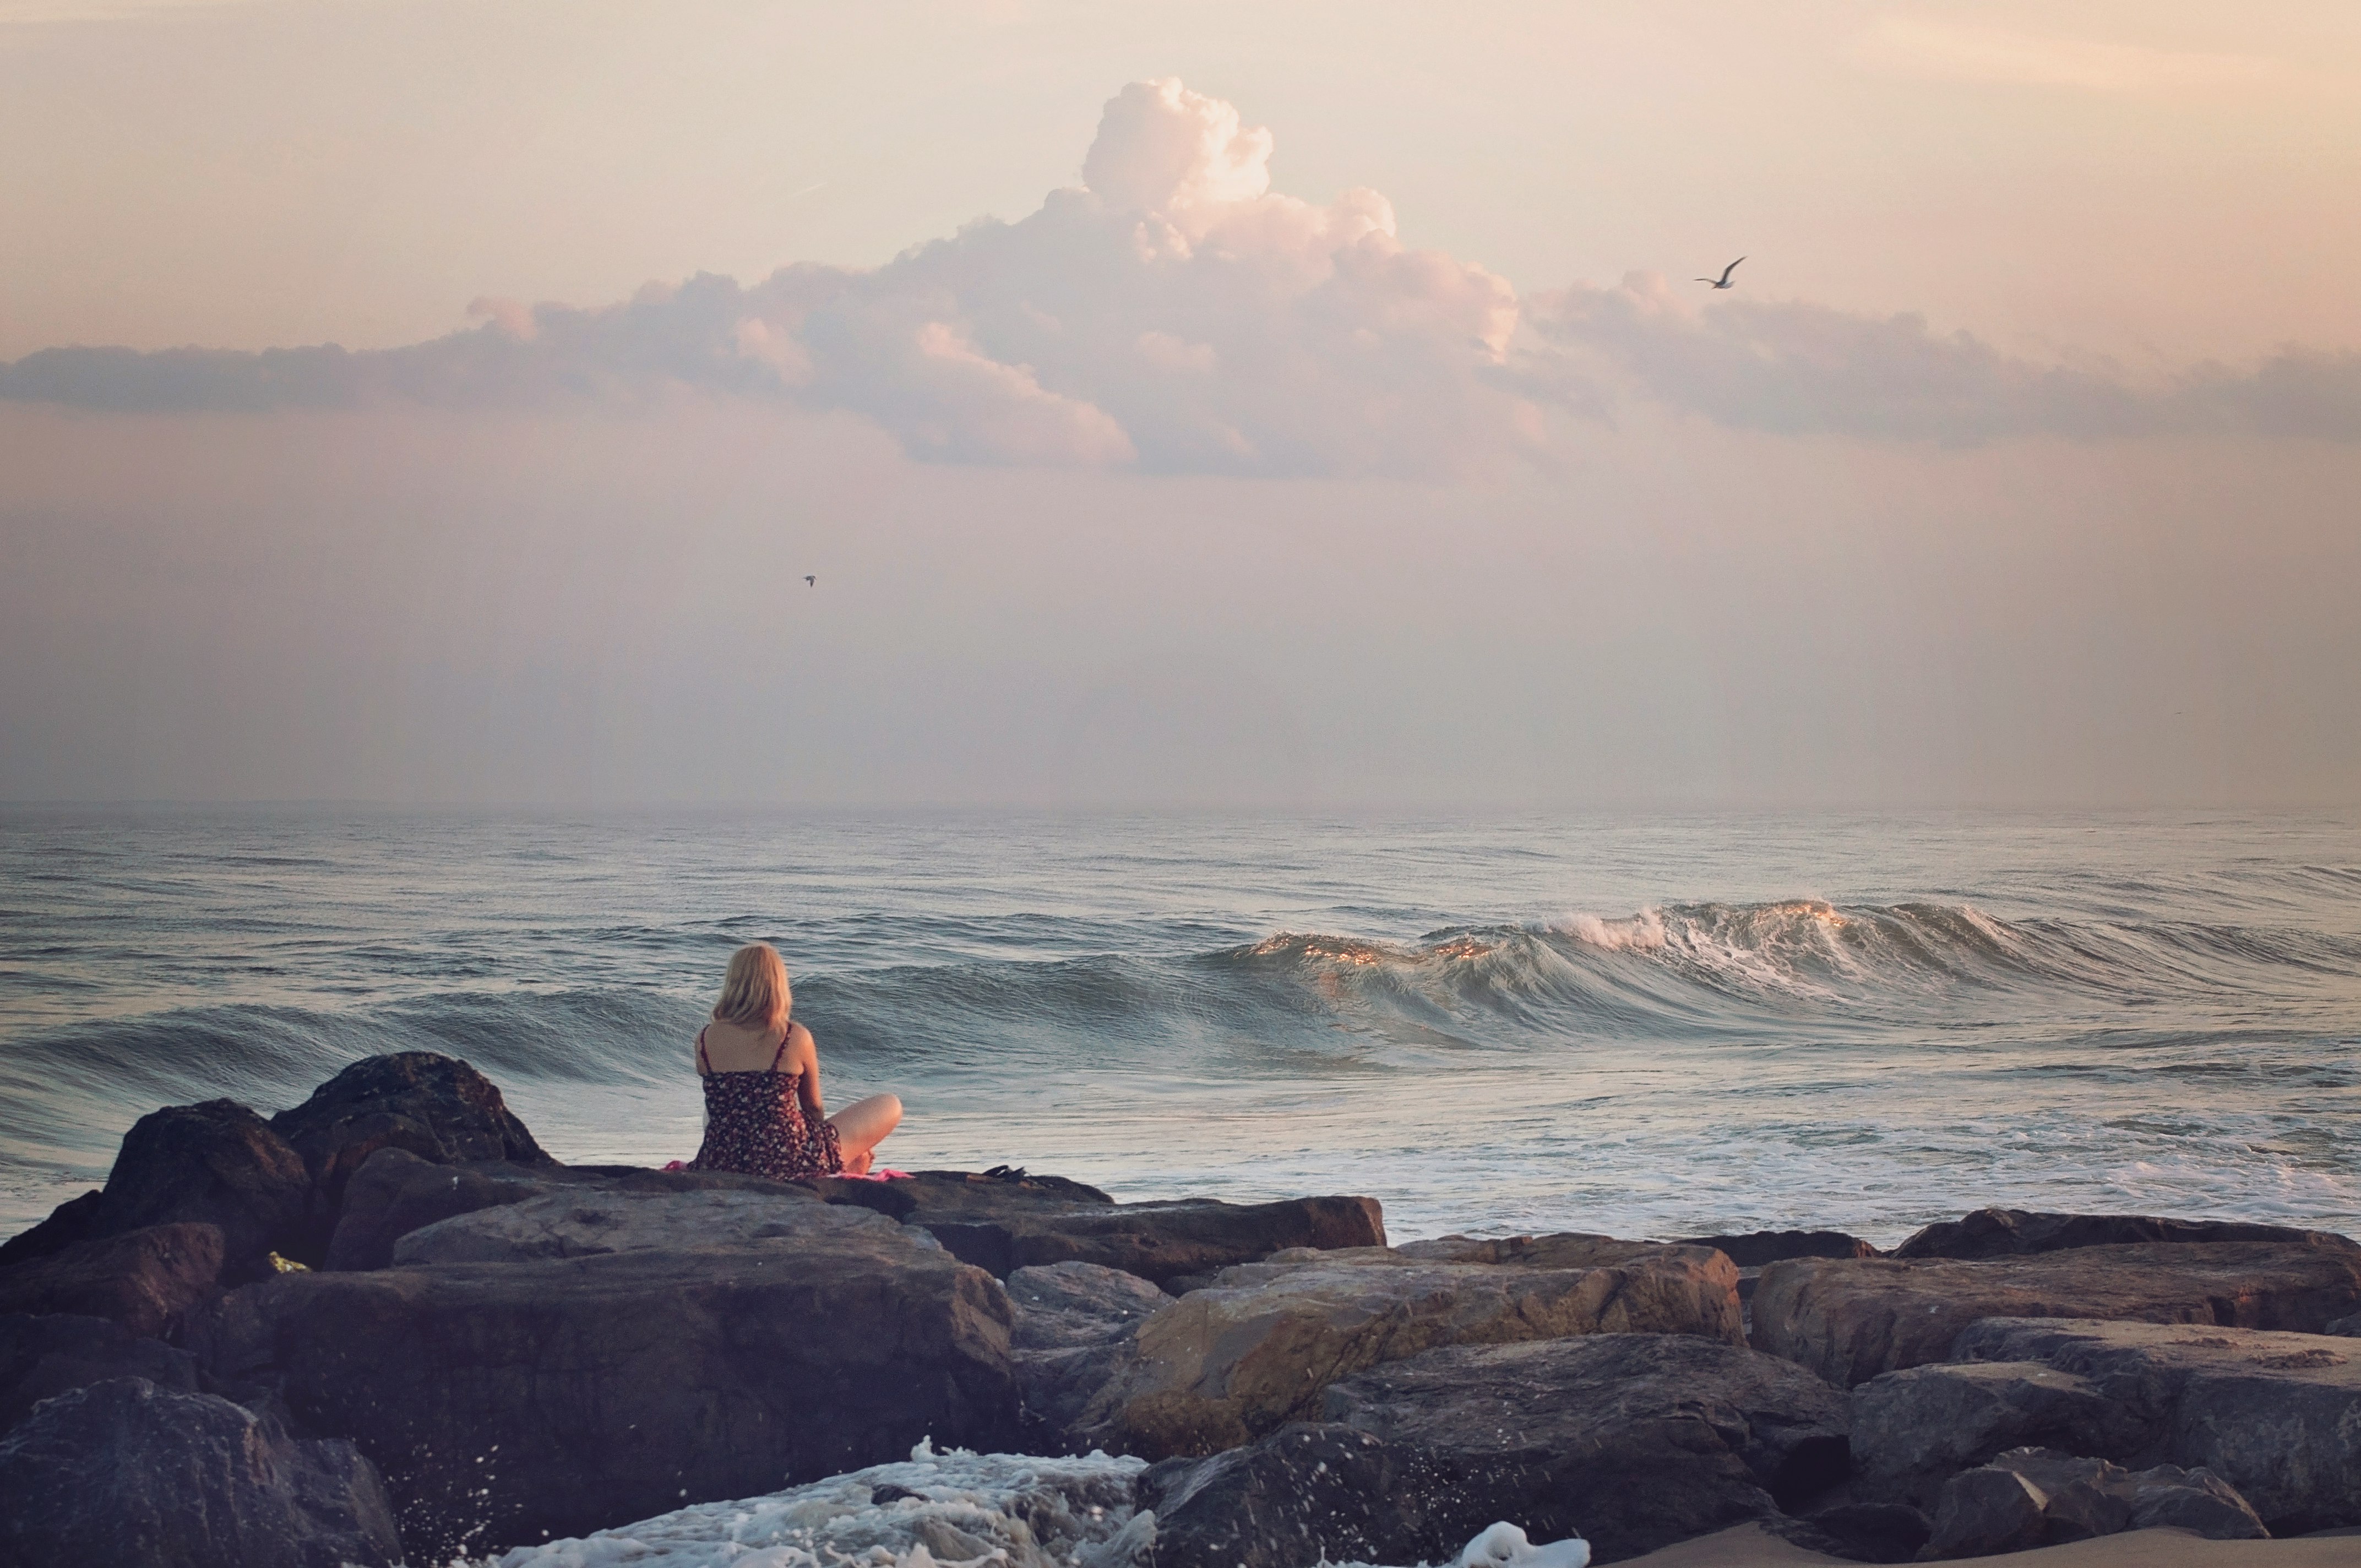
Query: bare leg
829 1092 903 1175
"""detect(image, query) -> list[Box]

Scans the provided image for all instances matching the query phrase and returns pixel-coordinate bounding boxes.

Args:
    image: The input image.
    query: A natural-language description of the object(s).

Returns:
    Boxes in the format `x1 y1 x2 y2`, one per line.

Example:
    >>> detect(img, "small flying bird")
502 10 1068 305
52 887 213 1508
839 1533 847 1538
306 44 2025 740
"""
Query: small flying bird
804 575 816 587
1696 257 1745 290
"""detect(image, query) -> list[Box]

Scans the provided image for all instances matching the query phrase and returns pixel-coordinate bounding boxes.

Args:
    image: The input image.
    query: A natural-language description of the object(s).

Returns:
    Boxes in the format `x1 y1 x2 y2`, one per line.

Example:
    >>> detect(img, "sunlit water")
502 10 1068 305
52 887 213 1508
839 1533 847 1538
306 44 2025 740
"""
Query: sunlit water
3 808 2357 1247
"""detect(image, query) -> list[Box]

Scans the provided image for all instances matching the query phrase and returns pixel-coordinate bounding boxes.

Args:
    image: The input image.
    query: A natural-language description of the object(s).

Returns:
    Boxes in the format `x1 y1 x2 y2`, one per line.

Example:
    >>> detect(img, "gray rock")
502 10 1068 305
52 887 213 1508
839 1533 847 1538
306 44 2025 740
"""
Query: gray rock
1317 1333 1851 1563
0 1222 225 1339
1139 1423 1441 1568
2121 1462 2270 1539
1850 1359 2148 1505
0 1376 401 1568
1920 1466 2049 1560
187 1208 1017 1560
1752 1242 2361 1387
1675 1230 1881 1267
1008 1261 1174 1352
1894 1207 2357 1262
913 1193 1386 1289
1074 1245 1743 1458
0 1311 202 1435
1953 1316 2361 1534
389 1184 883 1264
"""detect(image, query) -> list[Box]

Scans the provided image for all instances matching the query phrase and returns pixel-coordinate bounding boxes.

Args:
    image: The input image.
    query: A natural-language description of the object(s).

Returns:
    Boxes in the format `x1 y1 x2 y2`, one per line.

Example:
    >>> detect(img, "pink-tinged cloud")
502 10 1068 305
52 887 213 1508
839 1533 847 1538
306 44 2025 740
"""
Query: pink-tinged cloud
3 80 2357 467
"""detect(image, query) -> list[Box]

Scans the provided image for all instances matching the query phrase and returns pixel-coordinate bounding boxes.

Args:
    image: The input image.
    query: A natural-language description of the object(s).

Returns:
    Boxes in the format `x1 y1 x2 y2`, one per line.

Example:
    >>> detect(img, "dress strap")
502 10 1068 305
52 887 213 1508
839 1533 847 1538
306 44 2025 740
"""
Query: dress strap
769 1027 792 1073
696 1026 710 1075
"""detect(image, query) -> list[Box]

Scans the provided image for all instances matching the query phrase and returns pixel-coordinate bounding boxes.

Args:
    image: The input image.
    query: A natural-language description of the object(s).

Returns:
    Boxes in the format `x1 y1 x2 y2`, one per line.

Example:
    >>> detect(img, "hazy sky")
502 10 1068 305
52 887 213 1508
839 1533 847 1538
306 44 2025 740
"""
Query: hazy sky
3 1 2357 805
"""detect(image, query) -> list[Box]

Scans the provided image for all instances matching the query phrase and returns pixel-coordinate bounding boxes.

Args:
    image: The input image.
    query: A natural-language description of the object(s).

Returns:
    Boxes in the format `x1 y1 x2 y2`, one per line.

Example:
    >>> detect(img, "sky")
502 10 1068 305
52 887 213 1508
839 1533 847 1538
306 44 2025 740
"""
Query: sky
2 0 2358 806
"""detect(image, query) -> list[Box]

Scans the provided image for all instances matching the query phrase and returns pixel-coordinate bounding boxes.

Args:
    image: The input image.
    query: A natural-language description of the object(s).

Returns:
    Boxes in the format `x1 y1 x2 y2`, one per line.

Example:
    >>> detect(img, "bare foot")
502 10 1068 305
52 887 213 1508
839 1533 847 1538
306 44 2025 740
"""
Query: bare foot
842 1149 874 1175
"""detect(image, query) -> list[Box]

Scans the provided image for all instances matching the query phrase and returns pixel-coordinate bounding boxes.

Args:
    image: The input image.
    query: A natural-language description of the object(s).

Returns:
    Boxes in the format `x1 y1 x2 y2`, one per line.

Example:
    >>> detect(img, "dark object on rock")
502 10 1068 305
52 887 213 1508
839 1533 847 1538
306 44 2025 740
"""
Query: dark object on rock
1075 1245 1742 1458
1953 1317 2361 1534
1751 1242 2361 1386
1140 1423 1440 1568
0 1312 201 1435
915 1194 1385 1289
1793 1501 1929 1564
1675 1231 1881 1267
1920 1465 2049 1559
1850 1359 2148 1505
871 1483 922 1504
269 1052 552 1260
0 1376 402 1568
2326 1311 2361 1337
0 1190 102 1269
1314 1333 1850 1563
187 1215 1015 1559
1892 1207 2356 1262
94 1101 311 1278
0 1223 225 1339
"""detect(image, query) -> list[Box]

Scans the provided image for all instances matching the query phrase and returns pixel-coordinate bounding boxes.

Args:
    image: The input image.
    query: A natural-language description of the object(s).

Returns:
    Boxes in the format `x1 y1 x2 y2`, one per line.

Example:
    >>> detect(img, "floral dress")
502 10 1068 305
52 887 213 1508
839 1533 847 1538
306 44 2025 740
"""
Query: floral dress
686 1027 844 1179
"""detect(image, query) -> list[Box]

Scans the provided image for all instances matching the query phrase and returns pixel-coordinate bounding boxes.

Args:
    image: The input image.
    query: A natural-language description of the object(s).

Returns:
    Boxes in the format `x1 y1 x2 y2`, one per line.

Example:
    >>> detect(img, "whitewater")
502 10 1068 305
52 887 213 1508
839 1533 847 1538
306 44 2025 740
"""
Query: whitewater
3 808 2357 1245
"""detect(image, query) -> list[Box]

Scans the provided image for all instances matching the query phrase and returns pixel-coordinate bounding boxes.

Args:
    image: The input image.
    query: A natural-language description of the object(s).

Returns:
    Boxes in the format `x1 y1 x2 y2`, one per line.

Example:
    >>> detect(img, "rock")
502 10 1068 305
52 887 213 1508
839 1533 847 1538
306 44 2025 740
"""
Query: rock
95 1100 312 1278
2326 1311 2361 1337
1919 1466 2049 1560
2119 1463 2270 1538
1008 1261 1174 1352
912 1193 1385 1289
1892 1207 2356 1262
1849 1359 2148 1505
1315 1334 1850 1564
268 1052 552 1258
1751 1242 2361 1387
390 1185 888 1264
1075 1245 1743 1458
0 1190 102 1269
0 1312 202 1435
806 1169 1116 1221
1792 1501 1929 1564
1674 1231 1881 1267
1953 1316 2361 1534
186 1210 1018 1559
0 1376 402 1568
1390 1232 1617 1264
0 1223 225 1338
1139 1423 1444 1568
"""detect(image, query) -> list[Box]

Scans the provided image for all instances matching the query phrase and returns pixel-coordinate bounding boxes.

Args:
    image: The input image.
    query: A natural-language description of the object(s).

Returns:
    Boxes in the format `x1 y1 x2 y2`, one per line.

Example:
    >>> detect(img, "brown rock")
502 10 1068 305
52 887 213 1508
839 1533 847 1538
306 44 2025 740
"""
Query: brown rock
0 1312 202 1435
1751 1241 2361 1387
1892 1207 2356 1262
1075 1244 1741 1458
0 1223 225 1339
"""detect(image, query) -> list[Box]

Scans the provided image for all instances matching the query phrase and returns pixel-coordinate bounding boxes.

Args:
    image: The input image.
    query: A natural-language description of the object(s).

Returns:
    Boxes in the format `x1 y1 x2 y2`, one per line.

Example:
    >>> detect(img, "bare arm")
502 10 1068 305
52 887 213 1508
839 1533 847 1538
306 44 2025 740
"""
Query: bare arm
790 1023 825 1117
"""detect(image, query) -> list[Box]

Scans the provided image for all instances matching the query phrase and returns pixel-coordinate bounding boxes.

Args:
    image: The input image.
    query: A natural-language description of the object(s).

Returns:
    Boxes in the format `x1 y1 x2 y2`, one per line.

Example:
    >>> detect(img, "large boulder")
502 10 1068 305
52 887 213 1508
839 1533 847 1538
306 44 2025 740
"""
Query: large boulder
389 1184 878 1265
805 1168 1116 1220
1673 1231 1880 1267
1075 1245 1742 1459
908 1193 1385 1289
0 1190 102 1269
1954 1316 2361 1534
268 1052 552 1259
1894 1207 2357 1262
1005 1261 1175 1450
1305 1333 1848 1564
0 1376 402 1568
0 1312 202 1435
1920 1447 2266 1559
1751 1241 2361 1387
186 1207 1019 1560
1140 1423 1444 1568
87 1100 311 1278
0 1223 225 1338
1850 1358 2147 1505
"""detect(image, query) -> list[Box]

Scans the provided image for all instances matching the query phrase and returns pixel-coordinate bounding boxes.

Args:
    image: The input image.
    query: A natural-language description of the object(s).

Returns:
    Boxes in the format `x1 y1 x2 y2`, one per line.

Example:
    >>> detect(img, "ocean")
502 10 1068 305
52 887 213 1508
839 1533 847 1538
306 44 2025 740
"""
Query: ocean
2 807 2356 1249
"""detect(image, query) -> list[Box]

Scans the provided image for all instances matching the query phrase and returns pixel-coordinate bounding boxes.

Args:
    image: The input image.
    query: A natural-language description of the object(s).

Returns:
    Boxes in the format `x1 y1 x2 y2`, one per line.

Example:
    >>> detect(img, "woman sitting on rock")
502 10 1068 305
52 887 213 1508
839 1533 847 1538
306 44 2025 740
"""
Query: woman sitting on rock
687 942 902 1178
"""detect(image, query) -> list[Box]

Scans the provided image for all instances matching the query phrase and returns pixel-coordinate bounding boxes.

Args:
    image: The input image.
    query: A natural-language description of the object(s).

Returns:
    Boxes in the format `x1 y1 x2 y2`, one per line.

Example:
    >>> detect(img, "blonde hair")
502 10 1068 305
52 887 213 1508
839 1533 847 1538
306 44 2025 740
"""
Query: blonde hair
711 943 791 1034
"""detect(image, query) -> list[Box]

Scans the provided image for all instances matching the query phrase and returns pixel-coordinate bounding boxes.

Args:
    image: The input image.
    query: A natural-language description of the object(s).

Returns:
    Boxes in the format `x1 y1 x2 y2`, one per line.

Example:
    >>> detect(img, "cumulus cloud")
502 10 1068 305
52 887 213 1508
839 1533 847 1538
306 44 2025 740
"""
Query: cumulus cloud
3 77 2358 466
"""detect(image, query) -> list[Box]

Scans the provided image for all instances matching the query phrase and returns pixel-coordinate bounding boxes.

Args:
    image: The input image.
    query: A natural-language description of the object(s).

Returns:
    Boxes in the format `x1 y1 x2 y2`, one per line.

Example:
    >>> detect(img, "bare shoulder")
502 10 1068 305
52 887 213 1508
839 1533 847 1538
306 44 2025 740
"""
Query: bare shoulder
787 1020 820 1066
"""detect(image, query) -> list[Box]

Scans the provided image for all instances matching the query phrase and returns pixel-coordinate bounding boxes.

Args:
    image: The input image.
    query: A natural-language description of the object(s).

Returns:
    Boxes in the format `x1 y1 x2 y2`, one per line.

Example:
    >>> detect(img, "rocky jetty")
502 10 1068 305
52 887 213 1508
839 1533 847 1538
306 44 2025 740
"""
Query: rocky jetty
3 1050 2359 1567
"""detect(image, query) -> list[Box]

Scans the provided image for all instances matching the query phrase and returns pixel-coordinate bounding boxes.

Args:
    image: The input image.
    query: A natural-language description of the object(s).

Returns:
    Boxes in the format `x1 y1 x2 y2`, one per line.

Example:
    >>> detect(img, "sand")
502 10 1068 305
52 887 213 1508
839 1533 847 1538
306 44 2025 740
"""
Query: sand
1617 1524 2361 1567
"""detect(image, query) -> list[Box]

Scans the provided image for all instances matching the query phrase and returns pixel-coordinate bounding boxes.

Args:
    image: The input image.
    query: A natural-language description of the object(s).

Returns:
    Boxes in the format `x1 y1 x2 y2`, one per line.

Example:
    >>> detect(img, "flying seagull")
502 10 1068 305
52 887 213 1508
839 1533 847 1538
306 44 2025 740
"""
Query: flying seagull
804 575 816 587
1696 257 1745 290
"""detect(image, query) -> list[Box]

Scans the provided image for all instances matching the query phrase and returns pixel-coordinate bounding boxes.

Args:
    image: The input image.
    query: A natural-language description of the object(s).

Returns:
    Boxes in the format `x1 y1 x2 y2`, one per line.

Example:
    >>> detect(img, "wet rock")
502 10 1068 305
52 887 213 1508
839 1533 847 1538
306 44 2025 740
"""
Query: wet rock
0 1375 402 1568
0 1190 102 1269
0 1312 201 1435
268 1052 552 1259
186 1213 1018 1560
1315 1333 1850 1564
1674 1231 1881 1267
390 1184 888 1264
1007 1262 1174 1452
1751 1242 2361 1387
1139 1423 1443 1568
1919 1466 2048 1560
1954 1316 2361 1534
0 1223 225 1338
1892 1207 2356 1262
806 1169 1116 1221
912 1193 1385 1289
1849 1359 2148 1505
1075 1245 1742 1458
